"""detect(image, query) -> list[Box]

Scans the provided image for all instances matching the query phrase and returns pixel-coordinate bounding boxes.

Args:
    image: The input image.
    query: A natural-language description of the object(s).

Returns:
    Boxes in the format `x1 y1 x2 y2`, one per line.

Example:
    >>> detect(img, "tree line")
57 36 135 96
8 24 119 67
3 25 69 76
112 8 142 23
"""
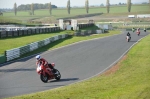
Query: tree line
13 0 149 16
17 3 57 11
66 0 132 14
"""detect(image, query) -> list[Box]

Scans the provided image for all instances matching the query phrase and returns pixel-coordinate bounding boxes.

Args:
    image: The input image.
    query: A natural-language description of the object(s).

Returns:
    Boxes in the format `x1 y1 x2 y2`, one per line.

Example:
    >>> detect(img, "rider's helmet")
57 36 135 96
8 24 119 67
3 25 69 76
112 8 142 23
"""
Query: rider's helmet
35 55 41 60
51 63 55 67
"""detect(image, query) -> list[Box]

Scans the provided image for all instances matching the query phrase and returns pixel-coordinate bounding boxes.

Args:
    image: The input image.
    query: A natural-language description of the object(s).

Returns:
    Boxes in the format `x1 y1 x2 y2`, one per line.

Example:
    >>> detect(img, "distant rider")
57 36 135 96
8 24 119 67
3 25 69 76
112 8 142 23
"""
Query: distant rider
138 28 140 30
127 32 131 37
35 55 56 74
137 28 140 34
144 27 146 32
132 28 135 32
126 32 131 41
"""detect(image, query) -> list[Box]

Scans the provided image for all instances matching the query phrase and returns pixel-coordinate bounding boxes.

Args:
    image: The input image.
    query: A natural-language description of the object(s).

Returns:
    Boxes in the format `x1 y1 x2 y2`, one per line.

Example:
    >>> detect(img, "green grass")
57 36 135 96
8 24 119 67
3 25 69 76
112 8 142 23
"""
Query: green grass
0 4 149 23
5 32 150 99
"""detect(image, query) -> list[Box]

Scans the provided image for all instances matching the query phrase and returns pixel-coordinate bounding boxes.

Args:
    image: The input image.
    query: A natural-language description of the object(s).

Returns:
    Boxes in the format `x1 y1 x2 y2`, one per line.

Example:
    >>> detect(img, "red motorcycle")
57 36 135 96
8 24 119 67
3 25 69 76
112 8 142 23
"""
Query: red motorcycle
136 30 140 36
36 63 61 83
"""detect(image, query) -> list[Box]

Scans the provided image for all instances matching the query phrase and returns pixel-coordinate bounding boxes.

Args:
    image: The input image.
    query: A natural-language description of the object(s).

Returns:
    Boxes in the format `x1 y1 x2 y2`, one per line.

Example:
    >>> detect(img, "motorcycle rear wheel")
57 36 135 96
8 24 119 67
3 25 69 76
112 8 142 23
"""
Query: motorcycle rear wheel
40 74 49 83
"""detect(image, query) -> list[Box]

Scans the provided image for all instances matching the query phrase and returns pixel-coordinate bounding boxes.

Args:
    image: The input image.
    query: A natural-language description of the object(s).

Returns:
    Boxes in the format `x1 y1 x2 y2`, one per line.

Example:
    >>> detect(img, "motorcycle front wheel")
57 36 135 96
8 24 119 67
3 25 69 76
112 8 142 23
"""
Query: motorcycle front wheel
40 74 49 83
55 69 61 80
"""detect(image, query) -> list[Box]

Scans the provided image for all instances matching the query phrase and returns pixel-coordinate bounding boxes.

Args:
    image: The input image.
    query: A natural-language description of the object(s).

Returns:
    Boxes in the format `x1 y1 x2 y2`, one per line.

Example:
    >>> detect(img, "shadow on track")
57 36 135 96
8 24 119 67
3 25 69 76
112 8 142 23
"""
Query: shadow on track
128 41 138 42
50 78 79 83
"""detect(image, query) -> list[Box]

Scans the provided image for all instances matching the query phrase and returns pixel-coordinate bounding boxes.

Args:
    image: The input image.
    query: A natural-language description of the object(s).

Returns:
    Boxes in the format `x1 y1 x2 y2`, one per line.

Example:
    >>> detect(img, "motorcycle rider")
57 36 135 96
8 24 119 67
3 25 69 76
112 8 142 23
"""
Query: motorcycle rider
126 32 131 41
132 27 135 32
144 27 146 32
136 28 140 35
35 55 57 74
137 28 140 32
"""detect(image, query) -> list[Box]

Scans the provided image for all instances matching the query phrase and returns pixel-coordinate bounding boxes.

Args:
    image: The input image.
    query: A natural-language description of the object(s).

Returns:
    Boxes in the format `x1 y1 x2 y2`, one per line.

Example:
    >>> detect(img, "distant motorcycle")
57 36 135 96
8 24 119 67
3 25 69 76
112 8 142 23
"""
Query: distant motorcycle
36 63 61 83
126 36 131 42
132 29 135 32
136 30 140 36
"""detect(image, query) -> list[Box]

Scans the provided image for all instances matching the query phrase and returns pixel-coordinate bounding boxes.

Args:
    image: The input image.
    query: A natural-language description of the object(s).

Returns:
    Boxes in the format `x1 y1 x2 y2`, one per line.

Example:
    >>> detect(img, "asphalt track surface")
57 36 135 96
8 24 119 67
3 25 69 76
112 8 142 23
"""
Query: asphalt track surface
0 31 148 98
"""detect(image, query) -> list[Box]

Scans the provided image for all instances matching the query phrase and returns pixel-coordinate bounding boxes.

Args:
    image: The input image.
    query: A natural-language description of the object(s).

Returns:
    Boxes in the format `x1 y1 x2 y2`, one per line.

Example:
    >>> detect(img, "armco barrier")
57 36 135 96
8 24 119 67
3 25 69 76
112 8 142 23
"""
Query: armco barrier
7 31 13 37
5 34 68 61
6 48 20 61
74 30 103 36
20 45 30 55
13 31 18 36
39 28 42 33
36 29 39 34
46 28 48 33
146 28 150 30
126 29 132 31
18 30 23 36
78 23 94 29
0 27 61 38
32 29 36 34
0 31 7 38
42 28 45 33
24 30 28 35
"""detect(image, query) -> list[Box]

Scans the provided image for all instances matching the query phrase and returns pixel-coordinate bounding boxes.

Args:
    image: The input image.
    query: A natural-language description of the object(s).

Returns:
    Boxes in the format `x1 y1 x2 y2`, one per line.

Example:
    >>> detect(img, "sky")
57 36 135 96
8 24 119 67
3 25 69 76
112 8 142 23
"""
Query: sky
0 0 148 9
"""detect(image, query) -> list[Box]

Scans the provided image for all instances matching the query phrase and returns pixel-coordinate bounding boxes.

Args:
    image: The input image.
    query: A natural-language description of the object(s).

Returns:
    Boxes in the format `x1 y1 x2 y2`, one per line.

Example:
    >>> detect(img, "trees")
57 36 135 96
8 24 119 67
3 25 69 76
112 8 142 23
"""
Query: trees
14 3 17 16
67 0 70 14
49 2 52 15
106 0 110 13
127 0 131 12
31 3 34 15
85 0 89 13
100 3 104 7
17 4 57 11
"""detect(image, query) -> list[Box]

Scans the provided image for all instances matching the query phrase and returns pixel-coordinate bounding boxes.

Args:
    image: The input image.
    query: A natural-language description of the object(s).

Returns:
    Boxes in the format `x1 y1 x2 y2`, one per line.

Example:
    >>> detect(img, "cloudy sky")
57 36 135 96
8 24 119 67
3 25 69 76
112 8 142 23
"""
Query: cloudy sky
0 0 148 8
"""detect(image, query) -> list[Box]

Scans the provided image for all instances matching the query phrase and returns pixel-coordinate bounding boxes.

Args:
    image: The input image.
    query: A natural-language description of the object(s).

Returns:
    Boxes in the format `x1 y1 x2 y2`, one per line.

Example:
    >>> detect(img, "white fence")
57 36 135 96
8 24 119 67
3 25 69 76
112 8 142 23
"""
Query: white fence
128 14 150 18
5 34 68 61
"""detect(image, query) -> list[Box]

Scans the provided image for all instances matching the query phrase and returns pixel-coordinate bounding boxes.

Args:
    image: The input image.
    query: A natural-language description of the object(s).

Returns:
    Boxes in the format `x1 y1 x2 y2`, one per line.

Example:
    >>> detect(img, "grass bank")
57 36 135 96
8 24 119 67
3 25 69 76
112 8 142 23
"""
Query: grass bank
5 32 150 99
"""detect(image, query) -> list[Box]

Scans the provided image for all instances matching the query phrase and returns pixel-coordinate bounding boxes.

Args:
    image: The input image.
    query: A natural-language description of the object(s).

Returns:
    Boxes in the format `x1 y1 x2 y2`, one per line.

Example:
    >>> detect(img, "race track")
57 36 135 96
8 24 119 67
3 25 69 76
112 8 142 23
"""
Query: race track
0 31 148 98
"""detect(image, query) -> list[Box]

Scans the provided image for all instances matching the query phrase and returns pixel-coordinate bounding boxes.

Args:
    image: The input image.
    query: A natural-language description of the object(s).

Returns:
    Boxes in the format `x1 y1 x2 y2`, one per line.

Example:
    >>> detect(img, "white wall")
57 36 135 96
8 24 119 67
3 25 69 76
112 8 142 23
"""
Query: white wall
137 14 150 18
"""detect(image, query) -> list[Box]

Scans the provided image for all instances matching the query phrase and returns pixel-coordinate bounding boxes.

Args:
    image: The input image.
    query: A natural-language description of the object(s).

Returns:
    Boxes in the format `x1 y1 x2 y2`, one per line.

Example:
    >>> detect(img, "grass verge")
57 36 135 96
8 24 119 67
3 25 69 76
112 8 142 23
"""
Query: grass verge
5 32 150 99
